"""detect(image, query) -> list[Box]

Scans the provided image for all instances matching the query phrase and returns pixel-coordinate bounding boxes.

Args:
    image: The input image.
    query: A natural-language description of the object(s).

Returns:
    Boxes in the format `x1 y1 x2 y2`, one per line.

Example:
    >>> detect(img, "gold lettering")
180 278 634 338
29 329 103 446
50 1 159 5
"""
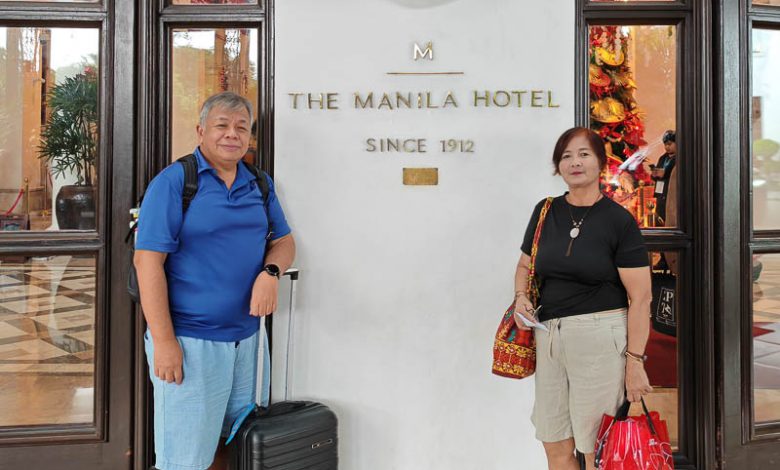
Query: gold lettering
378 93 394 110
326 93 339 110
493 91 511 107
511 90 527 108
387 139 399 151
396 92 412 109
288 93 304 109
308 93 324 110
413 42 434 61
417 93 423 108
473 90 490 107
547 91 560 108
443 91 458 108
403 139 418 152
354 92 374 109
366 138 377 152
426 92 438 108
531 90 544 108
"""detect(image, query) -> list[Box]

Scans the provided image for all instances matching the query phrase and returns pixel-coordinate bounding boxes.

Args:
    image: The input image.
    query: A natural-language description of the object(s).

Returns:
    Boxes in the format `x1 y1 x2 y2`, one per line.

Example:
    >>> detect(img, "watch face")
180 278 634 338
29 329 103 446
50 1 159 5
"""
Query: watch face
265 264 280 276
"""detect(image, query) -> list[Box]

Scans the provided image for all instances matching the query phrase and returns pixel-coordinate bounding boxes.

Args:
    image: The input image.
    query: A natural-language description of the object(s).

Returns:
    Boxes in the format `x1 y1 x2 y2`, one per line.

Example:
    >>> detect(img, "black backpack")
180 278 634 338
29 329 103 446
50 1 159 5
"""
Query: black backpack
127 154 272 303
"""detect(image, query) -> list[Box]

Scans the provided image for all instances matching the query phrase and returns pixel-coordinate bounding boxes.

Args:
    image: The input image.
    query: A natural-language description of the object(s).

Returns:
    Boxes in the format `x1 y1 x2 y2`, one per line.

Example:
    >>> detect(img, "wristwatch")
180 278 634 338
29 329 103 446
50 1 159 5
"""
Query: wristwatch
262 264 281 279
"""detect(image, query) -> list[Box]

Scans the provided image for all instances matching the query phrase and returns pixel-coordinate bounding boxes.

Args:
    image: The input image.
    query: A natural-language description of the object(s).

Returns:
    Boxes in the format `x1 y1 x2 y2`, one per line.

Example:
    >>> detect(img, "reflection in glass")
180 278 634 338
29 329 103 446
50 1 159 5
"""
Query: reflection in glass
644 251 679 449
754 0 780 5
752 253 780 424
170 28 259 161
173 0 254 4
0 255 96 427
0 0 97 2
752 29 780 230
588 25 677 228
0 27 100 232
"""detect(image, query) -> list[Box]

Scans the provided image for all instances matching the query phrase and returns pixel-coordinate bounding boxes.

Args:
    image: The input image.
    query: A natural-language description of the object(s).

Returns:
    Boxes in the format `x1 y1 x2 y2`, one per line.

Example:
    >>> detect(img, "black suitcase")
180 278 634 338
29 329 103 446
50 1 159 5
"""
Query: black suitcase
229 269 339 469
229 401 338 469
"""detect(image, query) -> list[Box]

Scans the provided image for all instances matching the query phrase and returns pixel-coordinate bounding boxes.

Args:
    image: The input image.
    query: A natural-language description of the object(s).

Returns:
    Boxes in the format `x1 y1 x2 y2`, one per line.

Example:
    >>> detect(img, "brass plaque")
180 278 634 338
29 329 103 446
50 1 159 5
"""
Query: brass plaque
403 168 438 185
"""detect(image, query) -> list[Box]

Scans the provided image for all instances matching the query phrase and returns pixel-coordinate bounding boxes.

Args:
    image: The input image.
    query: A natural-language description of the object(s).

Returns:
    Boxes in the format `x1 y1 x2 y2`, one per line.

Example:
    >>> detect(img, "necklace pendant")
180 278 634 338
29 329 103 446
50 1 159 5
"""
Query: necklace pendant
570 227 580 239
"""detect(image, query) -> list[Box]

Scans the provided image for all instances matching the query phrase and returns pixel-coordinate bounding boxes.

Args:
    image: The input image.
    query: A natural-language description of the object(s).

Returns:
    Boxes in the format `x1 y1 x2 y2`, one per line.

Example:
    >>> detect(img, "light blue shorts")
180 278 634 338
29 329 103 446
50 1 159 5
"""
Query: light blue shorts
144 330 269 470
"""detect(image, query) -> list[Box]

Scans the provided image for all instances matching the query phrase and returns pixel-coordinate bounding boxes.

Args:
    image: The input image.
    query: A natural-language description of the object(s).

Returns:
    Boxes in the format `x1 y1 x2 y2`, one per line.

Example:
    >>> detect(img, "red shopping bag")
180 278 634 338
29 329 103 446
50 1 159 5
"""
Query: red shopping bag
594 398 673 470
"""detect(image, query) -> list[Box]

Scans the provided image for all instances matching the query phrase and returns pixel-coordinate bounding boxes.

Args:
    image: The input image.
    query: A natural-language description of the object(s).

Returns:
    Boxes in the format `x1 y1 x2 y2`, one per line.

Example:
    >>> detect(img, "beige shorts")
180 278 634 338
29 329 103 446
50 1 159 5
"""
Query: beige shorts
531 308 627 454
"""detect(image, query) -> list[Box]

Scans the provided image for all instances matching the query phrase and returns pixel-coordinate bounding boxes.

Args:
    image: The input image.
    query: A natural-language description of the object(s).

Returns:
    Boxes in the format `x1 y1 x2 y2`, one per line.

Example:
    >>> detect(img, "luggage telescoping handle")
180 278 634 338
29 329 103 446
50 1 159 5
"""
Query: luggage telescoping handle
258 268 299 406
283 268 299 401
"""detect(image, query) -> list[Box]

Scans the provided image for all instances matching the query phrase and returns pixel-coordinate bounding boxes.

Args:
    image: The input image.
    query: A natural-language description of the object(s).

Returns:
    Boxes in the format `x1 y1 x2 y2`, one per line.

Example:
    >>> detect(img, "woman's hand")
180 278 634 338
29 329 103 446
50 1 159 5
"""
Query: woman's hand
512 295 536 330
625 360 653 402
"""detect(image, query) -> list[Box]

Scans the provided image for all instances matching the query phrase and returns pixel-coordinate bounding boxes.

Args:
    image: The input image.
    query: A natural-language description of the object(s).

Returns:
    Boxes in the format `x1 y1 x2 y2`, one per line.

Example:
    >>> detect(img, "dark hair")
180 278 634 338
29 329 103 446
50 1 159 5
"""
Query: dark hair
551 127 607 175
662 130 676 143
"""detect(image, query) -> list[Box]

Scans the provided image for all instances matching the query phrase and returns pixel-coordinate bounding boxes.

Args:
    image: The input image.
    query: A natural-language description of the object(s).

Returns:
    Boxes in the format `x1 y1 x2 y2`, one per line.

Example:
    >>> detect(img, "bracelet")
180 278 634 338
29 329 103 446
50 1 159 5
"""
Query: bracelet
514 291 527 299
625 350 647 363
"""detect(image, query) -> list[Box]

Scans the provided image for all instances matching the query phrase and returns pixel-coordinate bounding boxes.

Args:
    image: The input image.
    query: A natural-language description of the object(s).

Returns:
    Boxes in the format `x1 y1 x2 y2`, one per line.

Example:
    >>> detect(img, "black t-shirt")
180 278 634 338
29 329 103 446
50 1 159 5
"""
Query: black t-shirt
521 194 649 322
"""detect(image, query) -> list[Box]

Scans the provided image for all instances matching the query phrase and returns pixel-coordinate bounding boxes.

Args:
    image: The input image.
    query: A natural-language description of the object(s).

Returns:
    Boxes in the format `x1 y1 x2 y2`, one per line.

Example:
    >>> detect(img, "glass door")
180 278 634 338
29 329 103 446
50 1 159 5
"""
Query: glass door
133 1 271 467
720 0 780 467
0 0 136 468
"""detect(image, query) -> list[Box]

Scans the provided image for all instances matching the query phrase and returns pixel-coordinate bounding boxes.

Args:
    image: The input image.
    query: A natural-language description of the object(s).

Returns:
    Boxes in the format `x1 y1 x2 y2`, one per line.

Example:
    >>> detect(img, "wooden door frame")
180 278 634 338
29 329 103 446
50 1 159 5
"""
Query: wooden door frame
0 0 136 468
575 1 717 469
133 1 275 468
717 0 780 467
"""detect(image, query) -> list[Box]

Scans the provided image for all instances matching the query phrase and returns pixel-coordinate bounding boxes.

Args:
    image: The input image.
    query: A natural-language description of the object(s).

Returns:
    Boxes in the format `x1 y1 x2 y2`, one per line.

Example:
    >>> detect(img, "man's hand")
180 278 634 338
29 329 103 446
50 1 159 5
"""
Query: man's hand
625 360 653 402
154 337 184 384
250 272 278 316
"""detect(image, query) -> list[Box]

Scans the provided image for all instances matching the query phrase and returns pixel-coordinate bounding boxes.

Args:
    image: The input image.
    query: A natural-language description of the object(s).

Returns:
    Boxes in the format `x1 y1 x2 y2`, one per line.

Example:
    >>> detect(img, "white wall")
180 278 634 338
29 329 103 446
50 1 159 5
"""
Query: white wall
274 1 572 468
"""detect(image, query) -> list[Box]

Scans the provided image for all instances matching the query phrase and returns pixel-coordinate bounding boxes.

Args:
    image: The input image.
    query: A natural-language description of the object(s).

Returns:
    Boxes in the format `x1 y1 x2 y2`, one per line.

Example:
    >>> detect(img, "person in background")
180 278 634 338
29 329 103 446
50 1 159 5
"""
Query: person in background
650 130 677 225
513 127 653 470
134 91 295 470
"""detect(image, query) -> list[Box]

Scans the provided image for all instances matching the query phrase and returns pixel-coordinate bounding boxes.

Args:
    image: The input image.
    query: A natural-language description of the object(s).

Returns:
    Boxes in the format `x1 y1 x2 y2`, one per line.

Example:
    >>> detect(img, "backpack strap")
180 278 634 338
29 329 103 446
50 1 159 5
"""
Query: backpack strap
178 154 199 215
241 161 274 240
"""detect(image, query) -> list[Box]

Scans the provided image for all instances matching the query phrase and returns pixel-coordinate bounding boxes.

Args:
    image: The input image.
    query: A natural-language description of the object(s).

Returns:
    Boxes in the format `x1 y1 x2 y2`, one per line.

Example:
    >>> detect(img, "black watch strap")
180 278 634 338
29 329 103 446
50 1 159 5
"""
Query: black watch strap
263 264 281 278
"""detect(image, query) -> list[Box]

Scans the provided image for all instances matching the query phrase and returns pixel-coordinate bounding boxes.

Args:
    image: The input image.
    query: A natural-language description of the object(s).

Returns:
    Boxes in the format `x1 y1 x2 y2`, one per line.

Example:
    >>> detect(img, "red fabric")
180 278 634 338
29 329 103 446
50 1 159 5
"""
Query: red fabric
645 324 773 388
491 302 536 379
595 407 673 470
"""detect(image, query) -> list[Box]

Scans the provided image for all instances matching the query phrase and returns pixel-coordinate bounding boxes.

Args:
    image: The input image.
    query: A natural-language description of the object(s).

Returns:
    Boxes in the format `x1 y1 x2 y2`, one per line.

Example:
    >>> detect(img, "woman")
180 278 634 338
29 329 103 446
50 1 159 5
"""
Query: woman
514 127 653 470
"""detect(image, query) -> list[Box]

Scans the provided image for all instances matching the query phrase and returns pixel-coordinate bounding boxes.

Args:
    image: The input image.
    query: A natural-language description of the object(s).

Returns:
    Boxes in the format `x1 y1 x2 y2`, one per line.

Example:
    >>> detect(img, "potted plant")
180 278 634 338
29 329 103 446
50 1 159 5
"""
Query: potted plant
38 67 98 230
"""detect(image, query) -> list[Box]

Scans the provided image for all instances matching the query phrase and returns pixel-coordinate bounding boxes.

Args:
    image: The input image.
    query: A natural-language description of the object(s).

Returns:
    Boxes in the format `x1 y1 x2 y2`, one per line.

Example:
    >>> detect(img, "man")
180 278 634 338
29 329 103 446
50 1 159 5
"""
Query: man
650 130 677 225
134 91 295 470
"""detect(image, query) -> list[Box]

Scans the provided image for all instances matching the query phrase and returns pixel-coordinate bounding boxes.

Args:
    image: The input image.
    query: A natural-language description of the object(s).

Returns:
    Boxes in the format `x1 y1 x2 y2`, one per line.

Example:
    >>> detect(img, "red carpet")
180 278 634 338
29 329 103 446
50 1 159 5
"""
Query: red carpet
644 324 773 388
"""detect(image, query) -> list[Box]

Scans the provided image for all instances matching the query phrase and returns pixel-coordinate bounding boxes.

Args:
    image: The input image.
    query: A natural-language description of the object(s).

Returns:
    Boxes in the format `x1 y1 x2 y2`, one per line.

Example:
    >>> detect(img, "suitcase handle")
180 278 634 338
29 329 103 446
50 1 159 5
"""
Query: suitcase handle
260 401 307 417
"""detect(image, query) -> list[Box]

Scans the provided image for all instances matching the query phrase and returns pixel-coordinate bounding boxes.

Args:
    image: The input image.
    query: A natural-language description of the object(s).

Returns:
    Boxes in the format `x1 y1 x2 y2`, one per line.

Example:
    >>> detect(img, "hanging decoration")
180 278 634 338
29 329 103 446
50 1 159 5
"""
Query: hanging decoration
589 26 654 224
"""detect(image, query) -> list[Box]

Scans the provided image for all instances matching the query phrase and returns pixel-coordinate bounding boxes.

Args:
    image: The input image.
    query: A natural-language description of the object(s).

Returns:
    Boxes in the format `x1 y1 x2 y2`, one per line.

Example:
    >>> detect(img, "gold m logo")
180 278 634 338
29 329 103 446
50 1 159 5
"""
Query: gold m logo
413 42 433 61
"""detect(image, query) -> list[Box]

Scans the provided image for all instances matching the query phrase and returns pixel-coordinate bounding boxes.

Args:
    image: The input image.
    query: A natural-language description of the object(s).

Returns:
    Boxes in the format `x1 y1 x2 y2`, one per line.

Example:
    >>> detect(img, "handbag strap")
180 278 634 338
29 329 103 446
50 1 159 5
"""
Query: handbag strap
527 197 554 300
614 397 659 435
595 397 656 467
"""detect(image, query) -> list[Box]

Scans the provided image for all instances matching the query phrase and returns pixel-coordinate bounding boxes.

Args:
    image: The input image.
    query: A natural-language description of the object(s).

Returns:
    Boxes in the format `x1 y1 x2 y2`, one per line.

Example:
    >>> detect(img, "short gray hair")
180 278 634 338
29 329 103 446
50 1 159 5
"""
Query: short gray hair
199 91 254 127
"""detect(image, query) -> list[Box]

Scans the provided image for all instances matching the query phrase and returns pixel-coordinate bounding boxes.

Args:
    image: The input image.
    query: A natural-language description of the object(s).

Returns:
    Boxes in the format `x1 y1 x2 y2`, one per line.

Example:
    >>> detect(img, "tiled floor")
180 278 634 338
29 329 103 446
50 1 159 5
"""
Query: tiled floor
0 255 95 427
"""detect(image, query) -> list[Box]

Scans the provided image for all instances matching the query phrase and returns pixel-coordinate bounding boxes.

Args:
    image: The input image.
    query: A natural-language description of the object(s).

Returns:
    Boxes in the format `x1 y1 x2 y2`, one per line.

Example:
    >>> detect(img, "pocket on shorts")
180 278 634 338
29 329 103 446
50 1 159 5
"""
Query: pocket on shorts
610 325 627 356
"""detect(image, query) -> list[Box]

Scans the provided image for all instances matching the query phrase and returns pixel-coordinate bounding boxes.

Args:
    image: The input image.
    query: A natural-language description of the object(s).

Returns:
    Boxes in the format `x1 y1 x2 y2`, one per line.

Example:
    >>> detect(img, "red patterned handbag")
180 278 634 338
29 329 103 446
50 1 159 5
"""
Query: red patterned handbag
492 197 553 379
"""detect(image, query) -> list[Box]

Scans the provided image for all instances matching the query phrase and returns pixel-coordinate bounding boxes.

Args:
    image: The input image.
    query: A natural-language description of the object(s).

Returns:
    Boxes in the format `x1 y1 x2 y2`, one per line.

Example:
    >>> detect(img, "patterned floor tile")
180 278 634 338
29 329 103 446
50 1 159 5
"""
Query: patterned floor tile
0 295 87 314
0 321 29 340
58 278 96 291
0 284 49 300
0 339 70 361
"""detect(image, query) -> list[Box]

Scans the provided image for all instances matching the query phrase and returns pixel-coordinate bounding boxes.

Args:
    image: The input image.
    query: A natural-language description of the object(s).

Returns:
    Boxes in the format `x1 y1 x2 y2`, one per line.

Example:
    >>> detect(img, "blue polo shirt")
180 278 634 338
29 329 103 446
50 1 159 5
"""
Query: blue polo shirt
135 148 291 342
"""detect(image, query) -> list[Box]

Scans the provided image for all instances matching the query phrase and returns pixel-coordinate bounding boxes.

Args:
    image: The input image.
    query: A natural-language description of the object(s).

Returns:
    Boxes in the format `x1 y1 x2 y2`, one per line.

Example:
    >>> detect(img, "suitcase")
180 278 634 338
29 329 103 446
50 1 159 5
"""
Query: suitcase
229 269 339 469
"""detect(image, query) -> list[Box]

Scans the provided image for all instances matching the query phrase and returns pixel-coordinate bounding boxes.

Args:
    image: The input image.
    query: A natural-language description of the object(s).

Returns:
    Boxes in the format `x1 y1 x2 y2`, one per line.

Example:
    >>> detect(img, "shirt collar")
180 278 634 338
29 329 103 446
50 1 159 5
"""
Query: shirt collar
193 147 215 174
